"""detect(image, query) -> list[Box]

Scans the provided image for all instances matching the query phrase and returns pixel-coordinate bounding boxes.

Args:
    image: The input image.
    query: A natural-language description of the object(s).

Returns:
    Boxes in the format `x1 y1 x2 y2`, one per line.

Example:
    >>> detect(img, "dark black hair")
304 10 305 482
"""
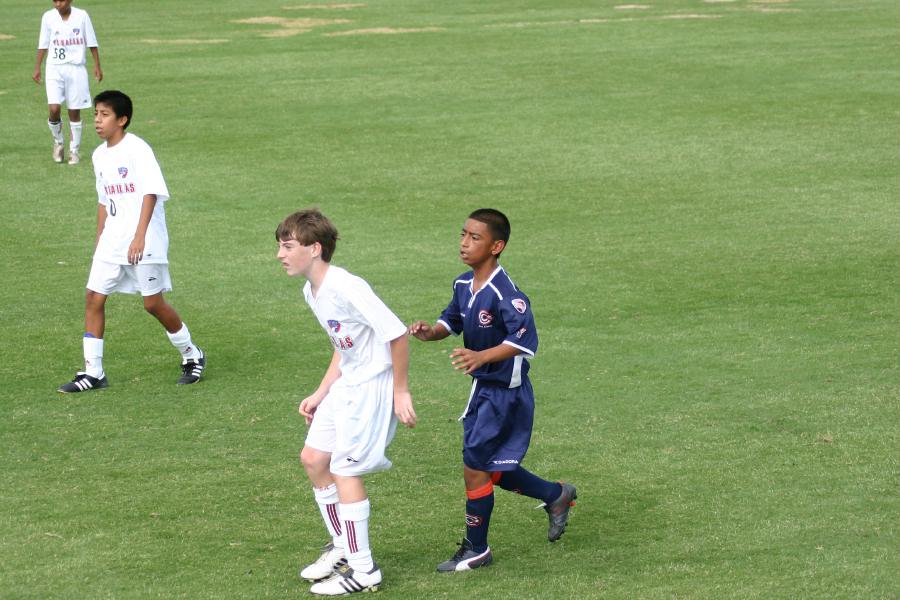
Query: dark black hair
468 208 511 244
93 90 133 130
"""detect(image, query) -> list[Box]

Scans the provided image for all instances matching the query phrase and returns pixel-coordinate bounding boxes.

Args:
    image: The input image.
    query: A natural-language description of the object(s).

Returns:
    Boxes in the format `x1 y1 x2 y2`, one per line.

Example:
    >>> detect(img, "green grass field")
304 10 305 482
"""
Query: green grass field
1 0 897 598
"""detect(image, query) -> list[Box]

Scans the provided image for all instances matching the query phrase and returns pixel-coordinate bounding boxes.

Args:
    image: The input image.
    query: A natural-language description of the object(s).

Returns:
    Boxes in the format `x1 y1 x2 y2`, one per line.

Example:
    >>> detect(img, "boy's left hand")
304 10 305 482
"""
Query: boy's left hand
450 348 485 374
393 390 416 428
127 237 146 264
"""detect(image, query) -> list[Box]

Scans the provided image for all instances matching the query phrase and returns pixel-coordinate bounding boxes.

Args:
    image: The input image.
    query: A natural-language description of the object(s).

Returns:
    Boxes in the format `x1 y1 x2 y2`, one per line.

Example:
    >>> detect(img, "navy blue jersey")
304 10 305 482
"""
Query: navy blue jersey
437 266 538 387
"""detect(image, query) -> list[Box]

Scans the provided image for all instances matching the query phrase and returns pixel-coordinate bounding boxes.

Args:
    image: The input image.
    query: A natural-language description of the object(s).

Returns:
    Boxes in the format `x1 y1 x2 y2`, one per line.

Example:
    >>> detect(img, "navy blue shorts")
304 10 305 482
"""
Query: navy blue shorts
462 379 534 472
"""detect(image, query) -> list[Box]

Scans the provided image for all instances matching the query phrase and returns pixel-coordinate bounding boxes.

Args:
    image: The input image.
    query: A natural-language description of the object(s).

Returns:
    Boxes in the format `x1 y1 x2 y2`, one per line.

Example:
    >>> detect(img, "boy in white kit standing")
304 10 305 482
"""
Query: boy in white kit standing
57 90 206 393
33 0 103 165
276 209 417 595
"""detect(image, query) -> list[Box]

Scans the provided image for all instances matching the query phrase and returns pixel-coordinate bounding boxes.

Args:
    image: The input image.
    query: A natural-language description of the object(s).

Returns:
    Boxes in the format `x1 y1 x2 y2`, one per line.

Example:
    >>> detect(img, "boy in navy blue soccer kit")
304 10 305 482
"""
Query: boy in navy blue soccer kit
409 208 577 572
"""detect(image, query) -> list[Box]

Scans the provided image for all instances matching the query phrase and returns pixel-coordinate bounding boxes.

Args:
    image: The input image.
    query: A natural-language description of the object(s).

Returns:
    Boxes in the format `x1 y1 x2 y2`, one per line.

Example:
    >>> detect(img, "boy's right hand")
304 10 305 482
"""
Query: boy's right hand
408 321 433 341
299 393 323 425
32 68 42 84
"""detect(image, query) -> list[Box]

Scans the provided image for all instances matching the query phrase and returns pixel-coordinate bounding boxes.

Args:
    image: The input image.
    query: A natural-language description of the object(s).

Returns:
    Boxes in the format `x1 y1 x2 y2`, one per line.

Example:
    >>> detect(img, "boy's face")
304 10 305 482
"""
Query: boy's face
94 102 127 141
53 0 73 16
277 237 319 277
460 218 505 267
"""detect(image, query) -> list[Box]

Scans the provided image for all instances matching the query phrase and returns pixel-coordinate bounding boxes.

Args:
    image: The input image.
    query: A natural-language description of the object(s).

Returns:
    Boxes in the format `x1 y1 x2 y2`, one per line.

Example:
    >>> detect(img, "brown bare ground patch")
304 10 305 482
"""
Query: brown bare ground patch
661 13 721 19
614 4 650 9
283 3 366 9
233 16 351 37
702 0 736 3
485 20 576 28
142 38 229 45
751 0 792 3
325 26 443 36
750 6 800 12
0 34 15 41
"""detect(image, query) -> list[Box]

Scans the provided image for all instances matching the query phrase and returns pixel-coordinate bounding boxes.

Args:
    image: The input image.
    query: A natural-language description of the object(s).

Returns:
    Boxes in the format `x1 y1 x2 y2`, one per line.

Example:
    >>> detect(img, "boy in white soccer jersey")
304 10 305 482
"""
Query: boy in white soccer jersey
57 90 206 393
276 209 417 595
33 0 103 165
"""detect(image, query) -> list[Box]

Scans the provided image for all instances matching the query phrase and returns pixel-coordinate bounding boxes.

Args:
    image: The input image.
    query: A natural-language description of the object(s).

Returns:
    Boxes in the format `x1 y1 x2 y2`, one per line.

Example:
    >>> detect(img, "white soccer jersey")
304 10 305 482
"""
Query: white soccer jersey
38 7 98 66
304 266 407 386
92 133 170 265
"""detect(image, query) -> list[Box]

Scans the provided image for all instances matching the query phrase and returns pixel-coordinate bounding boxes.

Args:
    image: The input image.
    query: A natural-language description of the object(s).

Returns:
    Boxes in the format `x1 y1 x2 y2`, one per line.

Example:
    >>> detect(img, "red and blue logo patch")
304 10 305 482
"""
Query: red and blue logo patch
327 319 341 333
118 167 128 178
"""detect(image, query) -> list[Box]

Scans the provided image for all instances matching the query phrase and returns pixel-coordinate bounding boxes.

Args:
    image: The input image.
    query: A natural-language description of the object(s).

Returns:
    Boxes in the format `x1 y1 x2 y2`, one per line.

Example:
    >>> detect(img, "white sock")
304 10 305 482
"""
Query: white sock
70 121 83 151
339 499 373 572
83 336 104 378
313 484 343 548
166 323 202 361
48 120 64 144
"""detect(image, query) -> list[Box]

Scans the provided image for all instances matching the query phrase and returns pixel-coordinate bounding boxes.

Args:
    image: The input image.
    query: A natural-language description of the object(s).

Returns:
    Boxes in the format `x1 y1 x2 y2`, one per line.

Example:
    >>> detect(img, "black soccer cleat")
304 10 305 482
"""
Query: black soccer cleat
436 539 493 572
58 372 109 393
177 349 206 385
544 482 577 542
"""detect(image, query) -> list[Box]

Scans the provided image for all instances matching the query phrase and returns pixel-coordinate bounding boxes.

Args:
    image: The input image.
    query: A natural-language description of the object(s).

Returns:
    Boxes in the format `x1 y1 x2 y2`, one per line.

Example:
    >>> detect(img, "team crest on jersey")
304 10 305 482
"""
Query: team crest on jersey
478 309 493 326
327 319 341 333
118 167 128 178
511 298 527 314
73 28 80 35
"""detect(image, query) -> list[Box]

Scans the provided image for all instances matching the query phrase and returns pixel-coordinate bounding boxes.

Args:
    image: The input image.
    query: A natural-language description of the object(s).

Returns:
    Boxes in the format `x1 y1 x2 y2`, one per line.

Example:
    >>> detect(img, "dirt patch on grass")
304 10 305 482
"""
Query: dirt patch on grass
283 3 366 9
142 38 229 45
325 26 443 36
661 13 721 19
0 34 15 41
233 16 351 37
614 4 650 9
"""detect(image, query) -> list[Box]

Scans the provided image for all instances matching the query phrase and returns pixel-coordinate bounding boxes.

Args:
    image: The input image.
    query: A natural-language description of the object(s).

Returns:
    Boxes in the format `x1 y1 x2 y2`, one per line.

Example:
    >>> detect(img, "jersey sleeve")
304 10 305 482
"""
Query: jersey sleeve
498 292 538 357
93 155 108 206
83 12 99 47
437 283 463 335
346 277 407 343
134 141 169 202
37 14 50 49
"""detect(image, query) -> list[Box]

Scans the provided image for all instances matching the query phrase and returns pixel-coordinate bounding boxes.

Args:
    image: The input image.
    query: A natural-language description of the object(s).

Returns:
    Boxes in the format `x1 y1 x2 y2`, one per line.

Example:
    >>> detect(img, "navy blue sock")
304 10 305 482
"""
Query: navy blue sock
496 467 562 504
465 488 494 553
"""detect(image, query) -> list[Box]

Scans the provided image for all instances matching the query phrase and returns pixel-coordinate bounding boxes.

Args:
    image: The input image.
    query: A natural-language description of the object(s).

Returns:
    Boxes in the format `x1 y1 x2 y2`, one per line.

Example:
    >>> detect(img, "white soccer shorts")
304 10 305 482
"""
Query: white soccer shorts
305 370 399 477
45 64 92 109
86 259 173 296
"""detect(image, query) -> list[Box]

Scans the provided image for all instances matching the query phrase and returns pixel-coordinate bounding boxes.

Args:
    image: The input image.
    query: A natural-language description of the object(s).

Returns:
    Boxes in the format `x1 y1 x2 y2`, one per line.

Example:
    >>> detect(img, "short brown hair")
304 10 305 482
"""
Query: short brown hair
275 209 339 262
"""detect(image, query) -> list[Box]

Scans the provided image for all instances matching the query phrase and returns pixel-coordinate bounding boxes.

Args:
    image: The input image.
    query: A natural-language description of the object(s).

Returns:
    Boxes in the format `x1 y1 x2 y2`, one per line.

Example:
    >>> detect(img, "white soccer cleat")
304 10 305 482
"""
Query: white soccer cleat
52 143 64 163
309 563 381 595
299 542 347 582
68 149 80 165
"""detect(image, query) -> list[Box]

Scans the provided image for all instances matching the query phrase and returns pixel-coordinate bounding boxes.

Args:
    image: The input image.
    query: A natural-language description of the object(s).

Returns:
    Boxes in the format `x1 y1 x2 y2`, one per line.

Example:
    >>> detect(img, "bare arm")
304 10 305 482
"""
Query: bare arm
89 46 102 81
450 342 522 375
95 204 107 248
299 349 342 425
390 334 416 427
127 194 157 264
408 320 451 342
33 49 47 83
